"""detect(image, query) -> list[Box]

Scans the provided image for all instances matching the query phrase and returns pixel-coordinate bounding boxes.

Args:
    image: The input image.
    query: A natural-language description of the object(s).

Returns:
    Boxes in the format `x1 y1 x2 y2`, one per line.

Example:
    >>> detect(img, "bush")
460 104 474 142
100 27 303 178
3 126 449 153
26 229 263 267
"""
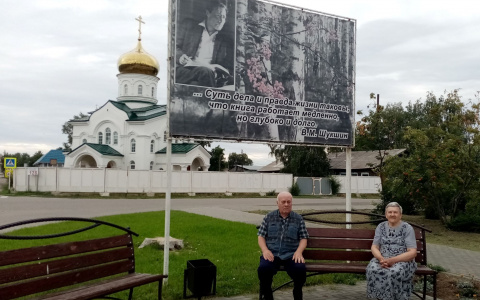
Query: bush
447 213 480 233
374 188 418 215
265 190 276 196
327 176 341 195
289 182 300 196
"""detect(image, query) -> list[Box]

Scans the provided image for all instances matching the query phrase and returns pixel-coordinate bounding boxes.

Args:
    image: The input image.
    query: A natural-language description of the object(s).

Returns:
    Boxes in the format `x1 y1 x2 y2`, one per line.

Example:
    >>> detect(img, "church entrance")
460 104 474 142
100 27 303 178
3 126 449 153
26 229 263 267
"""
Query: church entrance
191 157 205 171
75 155 98 168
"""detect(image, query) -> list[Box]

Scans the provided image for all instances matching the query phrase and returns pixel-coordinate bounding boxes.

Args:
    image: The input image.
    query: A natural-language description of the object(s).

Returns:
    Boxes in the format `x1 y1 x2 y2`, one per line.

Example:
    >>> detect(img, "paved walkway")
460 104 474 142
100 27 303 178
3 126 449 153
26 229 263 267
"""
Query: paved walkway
221 281 431 300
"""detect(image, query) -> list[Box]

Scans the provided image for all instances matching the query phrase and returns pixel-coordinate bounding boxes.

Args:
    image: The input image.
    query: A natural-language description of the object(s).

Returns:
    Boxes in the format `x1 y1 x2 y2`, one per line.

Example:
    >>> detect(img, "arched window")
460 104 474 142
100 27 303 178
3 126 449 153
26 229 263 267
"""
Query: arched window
98 132 103 144
105 128 111 144
151 87 155 97
82 139 87 144
113 132 118 145
138 85 143 95
150 140 154 153
131 138 136 152
150 161 154 170
130 160 135 170
124 84 128 95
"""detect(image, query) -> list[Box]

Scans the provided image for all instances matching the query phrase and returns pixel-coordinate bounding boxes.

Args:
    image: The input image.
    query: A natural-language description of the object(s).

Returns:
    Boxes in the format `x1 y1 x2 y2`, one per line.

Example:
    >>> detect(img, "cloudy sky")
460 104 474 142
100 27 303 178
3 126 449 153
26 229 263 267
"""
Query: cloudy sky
1 0 479 166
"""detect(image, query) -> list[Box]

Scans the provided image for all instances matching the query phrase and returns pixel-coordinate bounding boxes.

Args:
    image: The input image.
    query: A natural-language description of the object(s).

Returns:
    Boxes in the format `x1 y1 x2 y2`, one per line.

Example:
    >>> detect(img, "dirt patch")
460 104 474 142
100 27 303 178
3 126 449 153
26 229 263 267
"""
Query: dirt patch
431 272 479 300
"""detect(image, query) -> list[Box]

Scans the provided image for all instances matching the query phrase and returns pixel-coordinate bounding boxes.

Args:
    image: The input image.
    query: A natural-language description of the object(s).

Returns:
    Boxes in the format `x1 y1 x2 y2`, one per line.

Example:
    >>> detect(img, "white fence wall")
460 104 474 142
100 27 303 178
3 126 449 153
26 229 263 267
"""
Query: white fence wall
334 175 382 194
13 168 293 194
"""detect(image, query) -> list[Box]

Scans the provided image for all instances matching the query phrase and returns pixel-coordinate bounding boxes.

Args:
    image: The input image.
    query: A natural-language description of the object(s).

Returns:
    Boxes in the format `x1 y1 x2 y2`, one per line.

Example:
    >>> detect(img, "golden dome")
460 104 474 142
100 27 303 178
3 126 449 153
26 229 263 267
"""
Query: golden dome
117 40 159 76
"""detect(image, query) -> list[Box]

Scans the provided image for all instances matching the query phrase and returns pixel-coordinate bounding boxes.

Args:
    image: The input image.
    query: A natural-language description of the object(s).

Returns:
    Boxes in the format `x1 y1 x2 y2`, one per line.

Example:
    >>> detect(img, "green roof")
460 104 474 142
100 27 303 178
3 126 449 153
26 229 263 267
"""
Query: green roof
69 101 166 123
70 143 124 157
110 101 166 121
156 143 199 154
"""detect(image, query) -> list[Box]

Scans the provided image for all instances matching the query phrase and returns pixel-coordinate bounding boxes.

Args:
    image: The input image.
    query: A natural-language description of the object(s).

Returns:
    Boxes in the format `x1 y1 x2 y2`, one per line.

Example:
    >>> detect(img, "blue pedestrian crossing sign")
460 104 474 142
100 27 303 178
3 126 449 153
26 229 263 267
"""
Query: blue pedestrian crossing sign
4 157 17 168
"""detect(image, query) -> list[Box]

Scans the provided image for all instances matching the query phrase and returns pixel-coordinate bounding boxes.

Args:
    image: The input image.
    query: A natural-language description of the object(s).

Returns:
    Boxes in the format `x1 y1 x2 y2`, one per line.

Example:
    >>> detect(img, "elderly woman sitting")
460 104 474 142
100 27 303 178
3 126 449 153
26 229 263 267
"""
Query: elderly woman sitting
366 202 418 300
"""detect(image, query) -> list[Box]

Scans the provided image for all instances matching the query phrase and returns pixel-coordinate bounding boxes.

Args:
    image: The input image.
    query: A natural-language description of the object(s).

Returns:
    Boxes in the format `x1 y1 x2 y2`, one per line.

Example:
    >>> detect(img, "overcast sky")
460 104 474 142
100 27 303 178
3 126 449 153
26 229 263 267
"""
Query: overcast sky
1 0 479 166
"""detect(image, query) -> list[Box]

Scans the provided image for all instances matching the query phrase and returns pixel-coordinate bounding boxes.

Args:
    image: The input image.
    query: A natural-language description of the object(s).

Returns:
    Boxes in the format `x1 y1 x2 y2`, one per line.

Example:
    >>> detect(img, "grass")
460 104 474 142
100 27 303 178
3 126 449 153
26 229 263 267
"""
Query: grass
0 211 360 300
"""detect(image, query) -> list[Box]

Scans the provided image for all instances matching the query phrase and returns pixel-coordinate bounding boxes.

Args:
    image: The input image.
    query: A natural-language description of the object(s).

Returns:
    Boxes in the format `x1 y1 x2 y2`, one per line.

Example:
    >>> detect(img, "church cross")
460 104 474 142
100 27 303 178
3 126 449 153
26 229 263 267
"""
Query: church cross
135 16 145 40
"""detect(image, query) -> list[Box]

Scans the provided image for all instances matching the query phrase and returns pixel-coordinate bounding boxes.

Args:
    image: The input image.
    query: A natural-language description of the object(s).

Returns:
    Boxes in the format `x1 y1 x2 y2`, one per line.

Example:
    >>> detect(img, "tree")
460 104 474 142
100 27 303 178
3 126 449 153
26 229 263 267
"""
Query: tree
356 93 432 187
274 145 330 177
228 152 253 169
209 146 228 171
381 90 480 224
62 112 88 151
1 151 44 171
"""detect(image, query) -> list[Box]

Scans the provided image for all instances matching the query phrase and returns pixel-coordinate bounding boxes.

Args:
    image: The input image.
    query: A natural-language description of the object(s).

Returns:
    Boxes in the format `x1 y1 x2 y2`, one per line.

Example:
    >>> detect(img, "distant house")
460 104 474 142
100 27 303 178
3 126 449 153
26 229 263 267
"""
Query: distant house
229 165 264 172
328 149 406 176
258 160 284 173
33 150 66 167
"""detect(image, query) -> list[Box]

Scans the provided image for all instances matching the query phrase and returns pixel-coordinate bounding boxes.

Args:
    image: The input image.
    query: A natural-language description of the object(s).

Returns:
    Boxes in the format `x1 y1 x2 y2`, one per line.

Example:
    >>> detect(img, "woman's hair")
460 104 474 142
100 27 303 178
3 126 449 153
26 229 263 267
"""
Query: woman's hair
385 202 403 214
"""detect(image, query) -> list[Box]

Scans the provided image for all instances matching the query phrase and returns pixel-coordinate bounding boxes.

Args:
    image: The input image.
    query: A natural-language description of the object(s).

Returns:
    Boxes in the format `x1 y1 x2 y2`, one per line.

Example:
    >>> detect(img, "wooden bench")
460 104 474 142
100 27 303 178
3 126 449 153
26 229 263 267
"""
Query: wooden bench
0 217 168 300
260 211 437 300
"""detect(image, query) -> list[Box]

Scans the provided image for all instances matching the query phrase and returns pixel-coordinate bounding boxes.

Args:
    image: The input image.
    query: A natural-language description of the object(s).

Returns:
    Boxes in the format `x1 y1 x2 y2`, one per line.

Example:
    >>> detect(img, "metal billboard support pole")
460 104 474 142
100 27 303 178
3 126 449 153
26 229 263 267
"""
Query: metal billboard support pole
163 138 172 283
346 147 352 229
163 0 173 284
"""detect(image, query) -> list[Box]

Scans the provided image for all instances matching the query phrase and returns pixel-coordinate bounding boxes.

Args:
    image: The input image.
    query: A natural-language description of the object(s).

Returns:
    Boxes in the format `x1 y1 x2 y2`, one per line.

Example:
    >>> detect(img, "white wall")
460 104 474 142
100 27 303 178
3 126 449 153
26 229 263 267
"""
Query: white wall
13 168 293 194
334 175 382 194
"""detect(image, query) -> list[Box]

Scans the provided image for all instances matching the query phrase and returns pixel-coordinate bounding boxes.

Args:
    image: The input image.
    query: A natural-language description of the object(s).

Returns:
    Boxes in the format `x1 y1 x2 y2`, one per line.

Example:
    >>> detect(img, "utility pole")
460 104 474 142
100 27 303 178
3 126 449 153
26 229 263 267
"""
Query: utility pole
376 94 380 112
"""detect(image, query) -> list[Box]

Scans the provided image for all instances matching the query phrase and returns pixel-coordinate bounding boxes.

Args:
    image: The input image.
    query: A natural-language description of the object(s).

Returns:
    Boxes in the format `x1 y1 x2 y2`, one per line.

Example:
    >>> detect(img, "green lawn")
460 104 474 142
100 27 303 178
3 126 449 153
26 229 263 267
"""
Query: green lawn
0 211 360 299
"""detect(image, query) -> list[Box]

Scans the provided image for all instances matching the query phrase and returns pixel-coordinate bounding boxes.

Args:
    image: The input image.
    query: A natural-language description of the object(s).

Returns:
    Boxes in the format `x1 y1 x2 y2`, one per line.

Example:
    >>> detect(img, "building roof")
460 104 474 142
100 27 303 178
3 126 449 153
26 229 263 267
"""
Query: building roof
328 149 406 170
230 165 264 172
69 143 124 157
33 150 65 165
156 143 199 154
258 160 284 172
68 101 167 123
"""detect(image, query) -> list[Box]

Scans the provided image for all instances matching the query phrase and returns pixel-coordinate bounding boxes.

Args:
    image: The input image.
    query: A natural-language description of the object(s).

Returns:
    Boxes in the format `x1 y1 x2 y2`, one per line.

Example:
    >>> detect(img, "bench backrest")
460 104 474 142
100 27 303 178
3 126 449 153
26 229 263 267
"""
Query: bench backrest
303 227 427 265
0 234 135 299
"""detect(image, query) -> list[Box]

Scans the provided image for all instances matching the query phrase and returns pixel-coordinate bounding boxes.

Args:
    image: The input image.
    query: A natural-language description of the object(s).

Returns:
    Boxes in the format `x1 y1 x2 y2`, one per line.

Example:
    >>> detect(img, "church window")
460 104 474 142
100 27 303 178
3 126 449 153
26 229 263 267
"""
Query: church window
82 139 87 144
150 140 154 153
151 87 155 97
150 161 154 170
98 132 103 144
124 84 128 95
131 138 136 152
113 132 118 145
130 160 135 170
138 85 143 95
105 128 111 144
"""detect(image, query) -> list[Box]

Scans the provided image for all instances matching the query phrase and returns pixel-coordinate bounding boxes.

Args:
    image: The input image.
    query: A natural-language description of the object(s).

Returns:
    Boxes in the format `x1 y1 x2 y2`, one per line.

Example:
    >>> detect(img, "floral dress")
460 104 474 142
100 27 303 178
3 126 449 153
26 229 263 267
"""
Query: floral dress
366 221 417 300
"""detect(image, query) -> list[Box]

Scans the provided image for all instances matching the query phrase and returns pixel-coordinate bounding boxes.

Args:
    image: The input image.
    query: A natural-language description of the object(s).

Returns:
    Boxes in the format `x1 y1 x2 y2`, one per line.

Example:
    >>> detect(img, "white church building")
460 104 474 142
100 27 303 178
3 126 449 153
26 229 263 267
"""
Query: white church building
64 19 211 171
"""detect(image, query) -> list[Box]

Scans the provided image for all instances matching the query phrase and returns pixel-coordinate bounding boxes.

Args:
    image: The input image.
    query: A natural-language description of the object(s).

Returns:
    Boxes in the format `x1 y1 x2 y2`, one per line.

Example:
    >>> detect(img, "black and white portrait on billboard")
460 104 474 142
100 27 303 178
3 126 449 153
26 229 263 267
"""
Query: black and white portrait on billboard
175 0 236 90
169 0 356 147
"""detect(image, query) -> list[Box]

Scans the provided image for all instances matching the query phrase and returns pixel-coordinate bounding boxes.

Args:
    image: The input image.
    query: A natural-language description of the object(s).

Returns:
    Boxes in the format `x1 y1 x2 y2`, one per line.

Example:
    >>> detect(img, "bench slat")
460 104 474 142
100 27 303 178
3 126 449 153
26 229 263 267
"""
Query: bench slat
304 249 373 261
0 247 133 285
0 260 133 299
0 234 132 267
308 228 424 239
305 263 368 273
32 273 167 300
307 238 373 249
307 228 375 239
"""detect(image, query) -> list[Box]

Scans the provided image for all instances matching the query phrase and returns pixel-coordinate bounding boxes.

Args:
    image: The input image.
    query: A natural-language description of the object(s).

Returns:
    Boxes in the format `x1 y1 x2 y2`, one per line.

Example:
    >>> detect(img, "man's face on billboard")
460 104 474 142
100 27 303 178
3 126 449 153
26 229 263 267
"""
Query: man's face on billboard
206 6 227 34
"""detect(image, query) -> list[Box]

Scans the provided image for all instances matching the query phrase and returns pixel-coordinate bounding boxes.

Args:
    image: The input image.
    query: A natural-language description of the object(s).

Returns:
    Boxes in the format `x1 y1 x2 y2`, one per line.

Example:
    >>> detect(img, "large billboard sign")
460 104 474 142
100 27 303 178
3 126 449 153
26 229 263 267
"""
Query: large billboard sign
168 0 356 146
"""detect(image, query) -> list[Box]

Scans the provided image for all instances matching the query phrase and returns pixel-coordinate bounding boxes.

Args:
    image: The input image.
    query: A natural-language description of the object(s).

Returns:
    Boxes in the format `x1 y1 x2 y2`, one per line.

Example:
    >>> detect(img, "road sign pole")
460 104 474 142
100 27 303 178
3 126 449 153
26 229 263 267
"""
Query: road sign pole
8 170 11 191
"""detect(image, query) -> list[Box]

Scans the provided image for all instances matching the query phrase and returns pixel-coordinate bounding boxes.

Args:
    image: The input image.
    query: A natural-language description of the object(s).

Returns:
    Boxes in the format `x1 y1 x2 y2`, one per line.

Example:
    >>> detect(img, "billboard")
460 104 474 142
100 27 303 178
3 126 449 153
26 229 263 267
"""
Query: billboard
168 0 356 146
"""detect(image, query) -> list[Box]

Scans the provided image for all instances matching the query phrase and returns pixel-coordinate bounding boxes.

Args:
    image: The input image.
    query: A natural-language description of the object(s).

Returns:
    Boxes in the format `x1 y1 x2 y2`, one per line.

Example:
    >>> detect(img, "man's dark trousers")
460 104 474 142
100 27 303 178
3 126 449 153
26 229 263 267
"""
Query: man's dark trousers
258 256 306 300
